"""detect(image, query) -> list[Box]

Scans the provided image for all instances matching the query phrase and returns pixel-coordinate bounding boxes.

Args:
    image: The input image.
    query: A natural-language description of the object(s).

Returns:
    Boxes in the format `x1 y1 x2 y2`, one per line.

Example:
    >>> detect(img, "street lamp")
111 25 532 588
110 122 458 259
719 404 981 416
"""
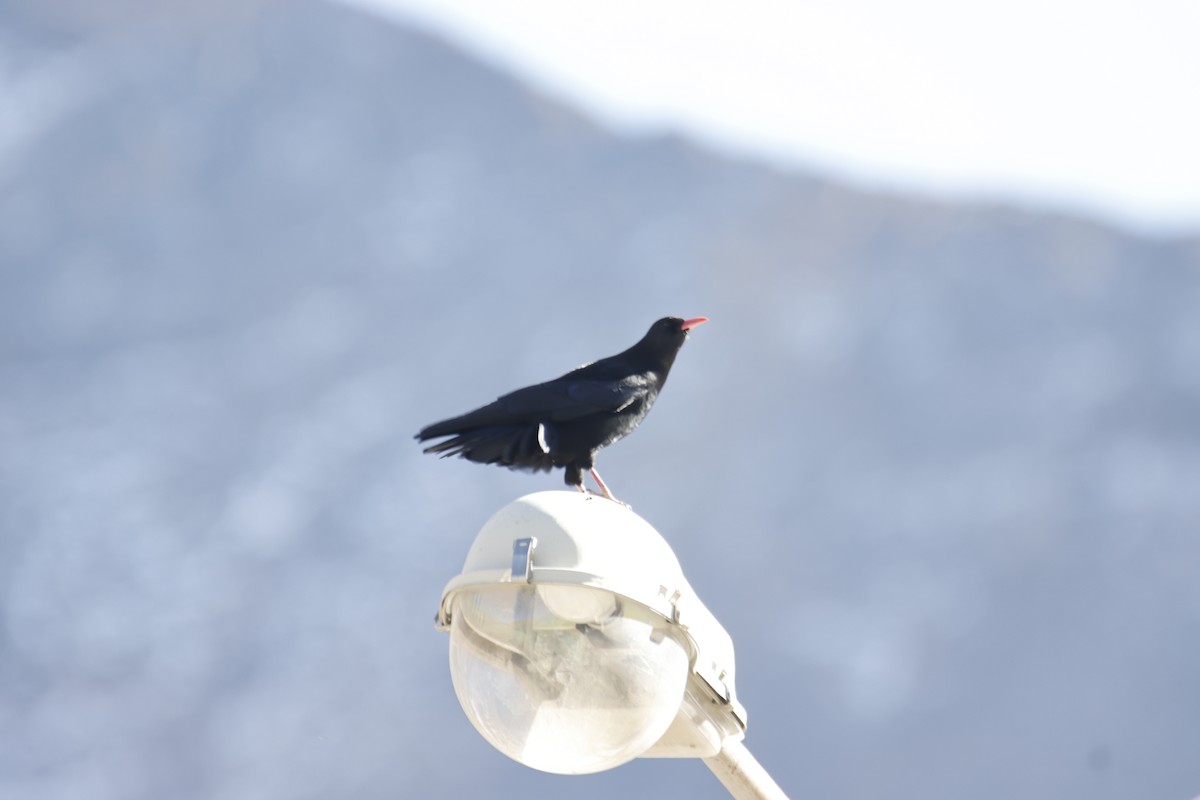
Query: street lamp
435 491 786 798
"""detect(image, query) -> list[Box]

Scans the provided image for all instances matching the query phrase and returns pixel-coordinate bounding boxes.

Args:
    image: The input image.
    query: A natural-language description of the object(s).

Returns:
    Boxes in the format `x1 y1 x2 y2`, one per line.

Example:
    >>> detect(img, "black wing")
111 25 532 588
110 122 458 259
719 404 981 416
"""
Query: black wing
415 374 653 472
416 375 651 439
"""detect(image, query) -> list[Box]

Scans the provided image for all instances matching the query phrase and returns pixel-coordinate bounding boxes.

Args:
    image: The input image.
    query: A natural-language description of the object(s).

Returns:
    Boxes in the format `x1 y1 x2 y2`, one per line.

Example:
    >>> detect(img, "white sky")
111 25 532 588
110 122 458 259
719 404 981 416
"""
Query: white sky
343 0 1200 233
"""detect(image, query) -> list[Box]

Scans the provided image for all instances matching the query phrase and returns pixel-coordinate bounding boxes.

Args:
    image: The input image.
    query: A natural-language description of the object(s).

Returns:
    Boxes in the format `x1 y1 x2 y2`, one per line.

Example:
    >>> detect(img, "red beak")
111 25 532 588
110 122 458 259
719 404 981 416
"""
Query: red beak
681 316 709 331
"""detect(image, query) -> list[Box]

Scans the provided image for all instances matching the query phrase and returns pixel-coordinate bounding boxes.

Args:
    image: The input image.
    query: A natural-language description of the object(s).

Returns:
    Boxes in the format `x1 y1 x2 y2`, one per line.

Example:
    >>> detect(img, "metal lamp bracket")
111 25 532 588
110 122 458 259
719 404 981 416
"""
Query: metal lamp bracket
511 536 536 582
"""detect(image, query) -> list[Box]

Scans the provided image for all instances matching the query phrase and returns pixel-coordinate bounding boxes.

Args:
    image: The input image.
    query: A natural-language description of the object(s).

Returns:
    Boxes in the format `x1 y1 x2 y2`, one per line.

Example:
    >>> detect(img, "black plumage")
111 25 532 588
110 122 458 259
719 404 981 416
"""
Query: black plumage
415 316 708 501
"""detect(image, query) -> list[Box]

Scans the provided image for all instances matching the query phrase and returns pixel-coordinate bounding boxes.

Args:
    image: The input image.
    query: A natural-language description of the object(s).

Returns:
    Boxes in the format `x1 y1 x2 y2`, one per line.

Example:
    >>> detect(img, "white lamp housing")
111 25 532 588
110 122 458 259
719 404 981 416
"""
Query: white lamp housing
436 491 747 775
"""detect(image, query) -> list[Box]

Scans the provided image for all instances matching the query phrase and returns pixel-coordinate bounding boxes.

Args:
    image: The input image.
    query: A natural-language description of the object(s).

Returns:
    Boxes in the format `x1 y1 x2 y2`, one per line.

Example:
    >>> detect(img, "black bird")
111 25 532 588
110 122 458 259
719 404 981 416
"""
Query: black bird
415 316 708 502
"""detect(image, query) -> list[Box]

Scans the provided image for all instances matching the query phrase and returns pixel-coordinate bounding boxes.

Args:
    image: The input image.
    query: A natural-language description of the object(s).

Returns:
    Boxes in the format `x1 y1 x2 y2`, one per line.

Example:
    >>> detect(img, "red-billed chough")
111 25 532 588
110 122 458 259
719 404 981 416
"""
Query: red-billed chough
415 316 708 502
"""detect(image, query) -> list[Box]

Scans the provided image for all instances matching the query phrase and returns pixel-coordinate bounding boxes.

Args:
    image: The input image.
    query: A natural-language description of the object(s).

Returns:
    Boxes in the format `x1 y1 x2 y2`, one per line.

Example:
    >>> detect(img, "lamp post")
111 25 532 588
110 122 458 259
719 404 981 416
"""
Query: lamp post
435 491 787 799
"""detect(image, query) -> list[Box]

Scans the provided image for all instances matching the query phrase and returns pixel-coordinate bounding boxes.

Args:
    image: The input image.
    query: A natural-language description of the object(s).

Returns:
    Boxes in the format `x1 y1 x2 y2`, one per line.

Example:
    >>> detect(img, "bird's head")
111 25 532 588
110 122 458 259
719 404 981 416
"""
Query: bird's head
655 315 709 337
635 316 708 371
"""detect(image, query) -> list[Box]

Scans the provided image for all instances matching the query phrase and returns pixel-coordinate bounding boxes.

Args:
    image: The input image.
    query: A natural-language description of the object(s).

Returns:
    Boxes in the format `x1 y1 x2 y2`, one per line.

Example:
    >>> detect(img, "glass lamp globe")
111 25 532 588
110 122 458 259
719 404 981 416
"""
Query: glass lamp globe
448 582 691 774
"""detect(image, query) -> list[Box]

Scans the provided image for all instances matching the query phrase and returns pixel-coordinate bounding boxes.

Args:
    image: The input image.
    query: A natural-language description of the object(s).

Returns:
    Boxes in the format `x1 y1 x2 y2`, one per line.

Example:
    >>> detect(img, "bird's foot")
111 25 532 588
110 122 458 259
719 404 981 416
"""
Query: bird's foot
588 469 629 508
574 480 629 507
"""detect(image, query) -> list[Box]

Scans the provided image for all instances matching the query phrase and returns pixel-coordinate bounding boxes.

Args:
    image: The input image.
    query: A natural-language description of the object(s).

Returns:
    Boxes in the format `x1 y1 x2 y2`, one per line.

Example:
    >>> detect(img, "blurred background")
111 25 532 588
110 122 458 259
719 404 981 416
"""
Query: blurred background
2 1 1198 798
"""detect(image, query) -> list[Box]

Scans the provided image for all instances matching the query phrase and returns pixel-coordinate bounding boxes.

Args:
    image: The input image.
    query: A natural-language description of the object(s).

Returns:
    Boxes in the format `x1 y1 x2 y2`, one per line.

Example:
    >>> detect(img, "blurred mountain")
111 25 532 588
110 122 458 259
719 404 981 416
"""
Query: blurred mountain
2 1 1199 799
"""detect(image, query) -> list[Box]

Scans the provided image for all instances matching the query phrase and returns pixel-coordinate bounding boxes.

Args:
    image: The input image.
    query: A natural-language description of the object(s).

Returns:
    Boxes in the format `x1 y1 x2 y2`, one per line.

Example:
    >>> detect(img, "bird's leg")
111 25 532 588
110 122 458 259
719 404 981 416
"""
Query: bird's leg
575 483 588 495
588 468 623 505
